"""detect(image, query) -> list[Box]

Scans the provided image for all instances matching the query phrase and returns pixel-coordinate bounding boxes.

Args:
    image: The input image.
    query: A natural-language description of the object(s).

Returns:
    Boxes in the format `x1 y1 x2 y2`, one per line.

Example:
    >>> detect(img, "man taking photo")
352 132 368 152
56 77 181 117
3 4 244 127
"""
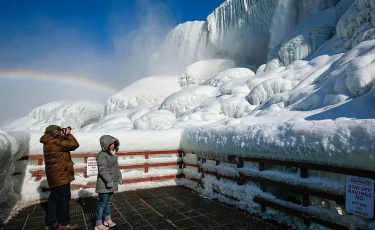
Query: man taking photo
40 125 79 230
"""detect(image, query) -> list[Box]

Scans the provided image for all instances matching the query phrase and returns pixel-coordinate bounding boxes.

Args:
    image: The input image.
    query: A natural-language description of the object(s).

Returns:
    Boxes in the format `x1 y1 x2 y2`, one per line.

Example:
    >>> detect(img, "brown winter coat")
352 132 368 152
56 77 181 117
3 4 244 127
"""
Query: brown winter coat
40 133 80 187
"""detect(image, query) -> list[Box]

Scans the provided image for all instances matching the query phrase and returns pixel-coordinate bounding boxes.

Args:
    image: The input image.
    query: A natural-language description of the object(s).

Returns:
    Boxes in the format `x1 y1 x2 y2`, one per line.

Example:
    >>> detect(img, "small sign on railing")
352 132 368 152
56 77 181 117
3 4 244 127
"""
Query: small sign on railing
345 176 374 218
86 157 98 177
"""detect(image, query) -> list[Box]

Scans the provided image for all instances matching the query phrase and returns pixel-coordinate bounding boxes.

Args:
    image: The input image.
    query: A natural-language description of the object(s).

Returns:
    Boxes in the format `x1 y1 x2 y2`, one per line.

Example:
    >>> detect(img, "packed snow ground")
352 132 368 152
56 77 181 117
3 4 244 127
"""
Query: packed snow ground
1 0 375 229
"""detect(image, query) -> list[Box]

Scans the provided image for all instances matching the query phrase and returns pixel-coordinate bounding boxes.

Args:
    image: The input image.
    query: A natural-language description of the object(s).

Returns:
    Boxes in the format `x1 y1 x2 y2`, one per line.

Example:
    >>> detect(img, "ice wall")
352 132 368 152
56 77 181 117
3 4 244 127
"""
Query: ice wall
157 0 343 72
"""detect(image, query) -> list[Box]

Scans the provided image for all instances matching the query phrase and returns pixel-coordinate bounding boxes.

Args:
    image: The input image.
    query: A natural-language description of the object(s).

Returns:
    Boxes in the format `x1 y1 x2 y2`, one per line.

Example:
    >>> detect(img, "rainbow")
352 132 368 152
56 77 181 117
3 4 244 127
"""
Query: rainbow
0 70 119 94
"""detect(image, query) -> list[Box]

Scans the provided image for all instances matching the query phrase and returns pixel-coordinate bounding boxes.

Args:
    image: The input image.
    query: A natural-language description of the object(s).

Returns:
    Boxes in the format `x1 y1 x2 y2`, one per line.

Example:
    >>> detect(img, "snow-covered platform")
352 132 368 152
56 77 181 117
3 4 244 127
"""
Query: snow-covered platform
0 186 283 230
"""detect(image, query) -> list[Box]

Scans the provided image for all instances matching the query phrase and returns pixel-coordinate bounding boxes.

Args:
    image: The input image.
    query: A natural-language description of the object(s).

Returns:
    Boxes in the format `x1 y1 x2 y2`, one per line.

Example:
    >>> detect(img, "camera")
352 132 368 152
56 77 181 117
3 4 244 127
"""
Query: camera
61 126 72 134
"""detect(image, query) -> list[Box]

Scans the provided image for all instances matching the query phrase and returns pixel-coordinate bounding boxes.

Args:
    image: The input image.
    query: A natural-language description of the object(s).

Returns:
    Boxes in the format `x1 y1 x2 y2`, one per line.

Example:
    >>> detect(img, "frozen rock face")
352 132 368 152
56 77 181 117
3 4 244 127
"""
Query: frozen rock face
336 0 375 49
103 75 182 115
2 100 103 131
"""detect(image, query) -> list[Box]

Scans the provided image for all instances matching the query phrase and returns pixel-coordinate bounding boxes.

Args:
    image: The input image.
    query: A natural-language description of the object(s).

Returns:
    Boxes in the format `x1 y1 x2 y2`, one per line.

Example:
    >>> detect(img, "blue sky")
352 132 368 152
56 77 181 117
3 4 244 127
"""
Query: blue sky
0 0 223 58
0 0 224 124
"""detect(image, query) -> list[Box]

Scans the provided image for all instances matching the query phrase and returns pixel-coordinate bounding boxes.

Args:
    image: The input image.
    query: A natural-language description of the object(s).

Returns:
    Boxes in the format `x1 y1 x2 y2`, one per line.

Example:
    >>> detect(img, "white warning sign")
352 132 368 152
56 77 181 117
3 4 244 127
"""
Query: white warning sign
86 157 98 177
345 176 374 218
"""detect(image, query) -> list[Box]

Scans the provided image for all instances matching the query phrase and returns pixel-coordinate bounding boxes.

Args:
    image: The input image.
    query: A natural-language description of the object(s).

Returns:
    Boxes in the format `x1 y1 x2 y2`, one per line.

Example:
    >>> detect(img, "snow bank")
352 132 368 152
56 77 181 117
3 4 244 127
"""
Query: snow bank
2 100 103 131
103 75 182 115
0 131 15 203
28 129 182 155
181 119 375 171
0 131 30 221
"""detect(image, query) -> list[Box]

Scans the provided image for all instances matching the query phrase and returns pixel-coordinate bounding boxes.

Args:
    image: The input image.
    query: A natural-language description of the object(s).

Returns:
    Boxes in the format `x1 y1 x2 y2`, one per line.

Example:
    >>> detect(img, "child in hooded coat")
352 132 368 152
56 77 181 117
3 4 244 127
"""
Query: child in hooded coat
95 135 122 230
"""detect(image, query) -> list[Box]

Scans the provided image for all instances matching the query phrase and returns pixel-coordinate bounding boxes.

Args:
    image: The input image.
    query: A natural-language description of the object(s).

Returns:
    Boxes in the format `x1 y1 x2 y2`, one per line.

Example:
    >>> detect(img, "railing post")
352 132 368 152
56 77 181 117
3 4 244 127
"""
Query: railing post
216 160 220 180
300 167 310 226
144 153 149 173
259 162 266 212
83 157 88 178
237 157 244 185
36 158 44 181
201 158 206 179
179 150 185 169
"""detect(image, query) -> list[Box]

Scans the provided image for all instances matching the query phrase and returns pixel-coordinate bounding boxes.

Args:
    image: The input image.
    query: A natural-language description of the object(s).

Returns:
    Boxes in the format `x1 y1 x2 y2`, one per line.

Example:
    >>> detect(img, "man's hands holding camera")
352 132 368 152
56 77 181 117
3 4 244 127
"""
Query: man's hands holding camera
62 126 72 135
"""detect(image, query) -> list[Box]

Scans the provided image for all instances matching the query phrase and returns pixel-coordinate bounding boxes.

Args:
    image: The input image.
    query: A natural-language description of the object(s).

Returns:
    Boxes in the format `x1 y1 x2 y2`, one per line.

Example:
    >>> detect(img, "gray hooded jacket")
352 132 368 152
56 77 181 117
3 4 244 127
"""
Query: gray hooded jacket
95 135 122 193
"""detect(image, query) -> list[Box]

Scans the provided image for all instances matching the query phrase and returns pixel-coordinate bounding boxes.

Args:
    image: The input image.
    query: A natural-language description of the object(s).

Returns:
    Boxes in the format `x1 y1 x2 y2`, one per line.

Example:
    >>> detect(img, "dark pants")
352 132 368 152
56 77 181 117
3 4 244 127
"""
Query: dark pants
45 183 71 227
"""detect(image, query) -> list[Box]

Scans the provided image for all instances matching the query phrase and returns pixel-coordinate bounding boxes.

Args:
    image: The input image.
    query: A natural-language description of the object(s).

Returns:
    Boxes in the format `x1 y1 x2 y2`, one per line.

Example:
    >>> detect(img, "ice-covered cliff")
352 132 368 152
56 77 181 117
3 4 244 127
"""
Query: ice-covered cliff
156 0 345 73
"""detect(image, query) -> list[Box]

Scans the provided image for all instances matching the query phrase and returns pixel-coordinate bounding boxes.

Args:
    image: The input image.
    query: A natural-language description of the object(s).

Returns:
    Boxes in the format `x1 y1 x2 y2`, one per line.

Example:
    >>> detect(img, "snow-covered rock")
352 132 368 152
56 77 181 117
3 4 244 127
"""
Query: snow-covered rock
179 59 252 88
160 86 219 117
89 116 133 131
133 110 176 130
202 68 255 87
104 75 182 115
344 47 375 97
220 96 257 118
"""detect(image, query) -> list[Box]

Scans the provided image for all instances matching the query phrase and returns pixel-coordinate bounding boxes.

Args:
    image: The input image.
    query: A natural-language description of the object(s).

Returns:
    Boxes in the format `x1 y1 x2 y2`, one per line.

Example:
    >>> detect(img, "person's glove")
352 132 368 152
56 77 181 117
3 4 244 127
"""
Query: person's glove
106 181 113 189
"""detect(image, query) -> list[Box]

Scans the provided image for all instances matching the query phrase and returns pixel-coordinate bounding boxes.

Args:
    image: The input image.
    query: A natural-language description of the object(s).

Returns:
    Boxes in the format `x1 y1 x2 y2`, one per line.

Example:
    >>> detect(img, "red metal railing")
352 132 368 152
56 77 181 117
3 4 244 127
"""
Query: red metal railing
180 152 375 230
20 149 375 229
22 150 184 189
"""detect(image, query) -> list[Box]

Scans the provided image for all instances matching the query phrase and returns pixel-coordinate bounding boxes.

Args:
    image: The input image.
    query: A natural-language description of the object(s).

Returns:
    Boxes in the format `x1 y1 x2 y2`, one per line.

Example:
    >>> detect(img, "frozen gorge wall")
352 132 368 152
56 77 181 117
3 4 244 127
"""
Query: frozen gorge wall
156 0 343 73
336 0 375 49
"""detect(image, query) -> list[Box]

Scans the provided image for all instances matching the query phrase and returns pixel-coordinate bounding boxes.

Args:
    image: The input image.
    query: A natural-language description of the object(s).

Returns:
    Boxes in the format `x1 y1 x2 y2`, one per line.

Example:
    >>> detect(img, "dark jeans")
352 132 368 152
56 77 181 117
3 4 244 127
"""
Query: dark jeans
96 192 114 225
45 183 71 226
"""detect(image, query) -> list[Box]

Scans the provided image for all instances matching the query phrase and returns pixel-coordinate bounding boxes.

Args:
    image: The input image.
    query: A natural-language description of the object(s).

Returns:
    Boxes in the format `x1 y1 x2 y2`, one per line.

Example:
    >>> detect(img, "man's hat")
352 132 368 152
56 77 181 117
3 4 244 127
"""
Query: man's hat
45 125 62 133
